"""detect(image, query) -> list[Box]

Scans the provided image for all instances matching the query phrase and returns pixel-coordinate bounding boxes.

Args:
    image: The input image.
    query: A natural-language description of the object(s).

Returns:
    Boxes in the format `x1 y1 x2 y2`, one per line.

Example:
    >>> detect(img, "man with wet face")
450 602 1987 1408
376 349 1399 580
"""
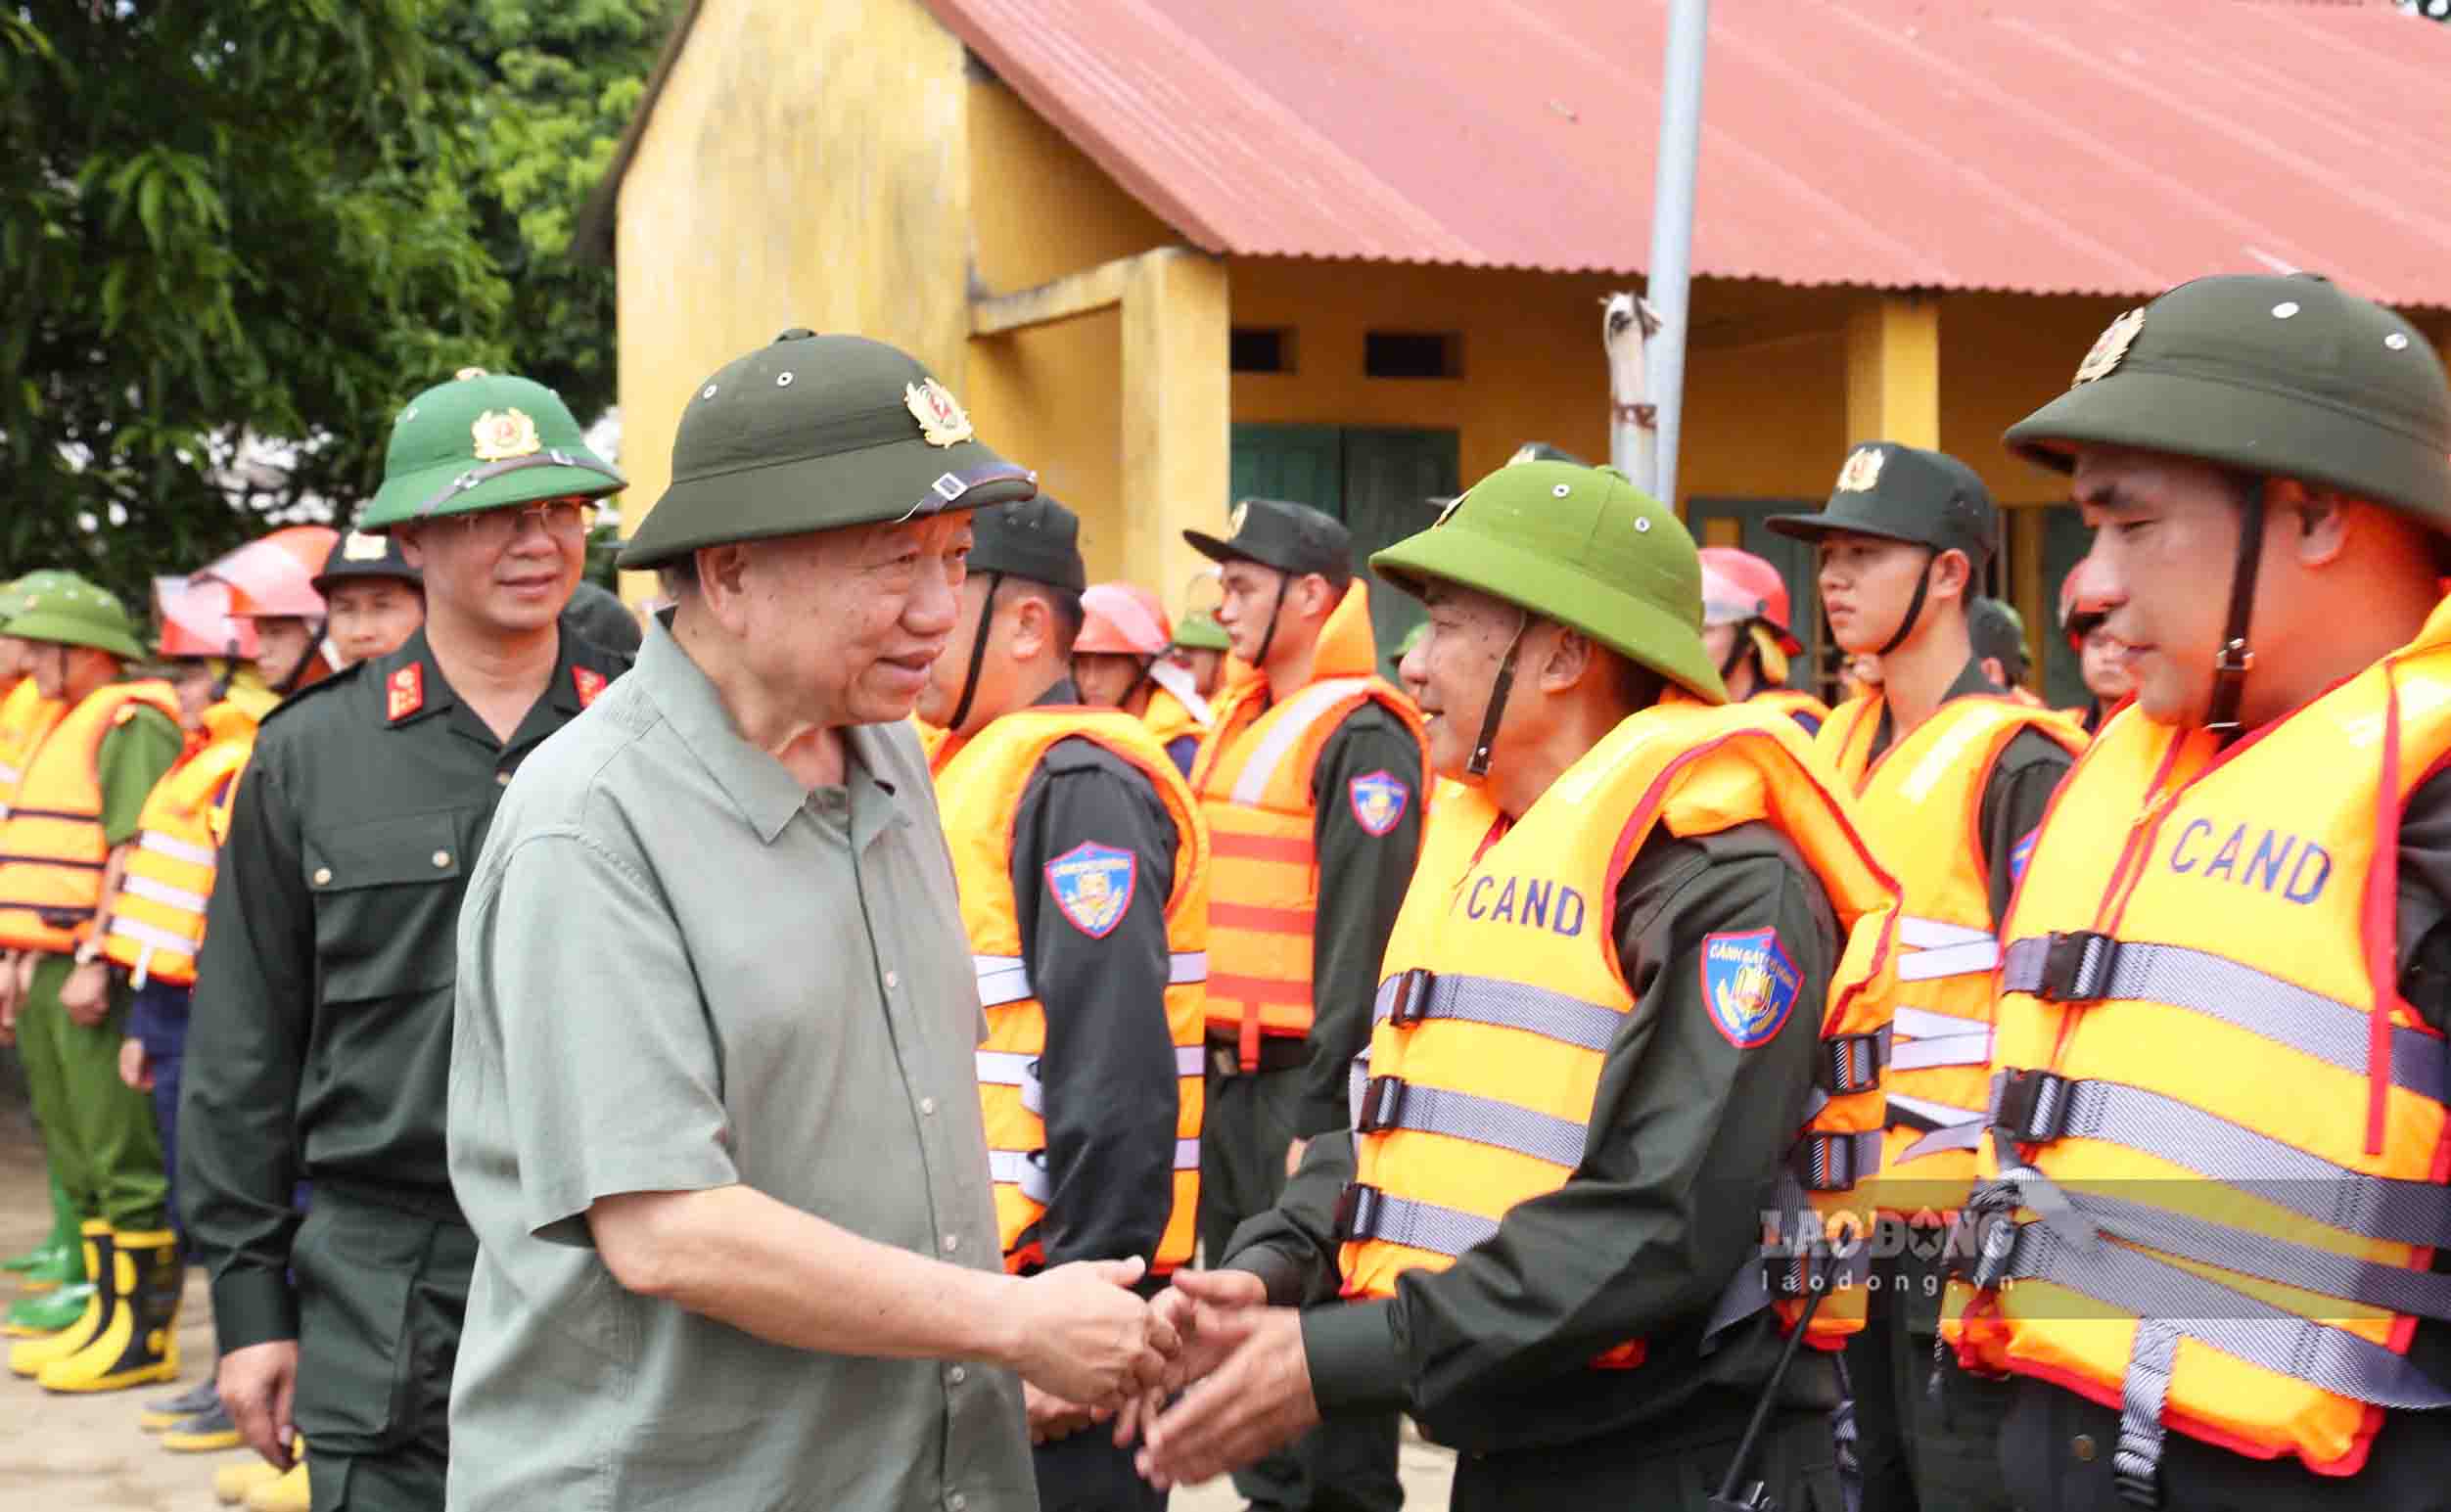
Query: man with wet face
448 333 1176 1512
1944 274 2451 1512
180 368 631 1510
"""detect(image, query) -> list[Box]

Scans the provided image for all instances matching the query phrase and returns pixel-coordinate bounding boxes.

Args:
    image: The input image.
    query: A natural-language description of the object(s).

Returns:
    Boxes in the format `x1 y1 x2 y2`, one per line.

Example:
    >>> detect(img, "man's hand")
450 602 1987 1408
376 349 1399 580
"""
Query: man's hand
1113 1268 1271 1449
1023 1382 1107 1446
219 1339 301 1470
118 1037 153 1091
1135 1307 1320 1489
58 959 110 1026
1004 1256 1179 1409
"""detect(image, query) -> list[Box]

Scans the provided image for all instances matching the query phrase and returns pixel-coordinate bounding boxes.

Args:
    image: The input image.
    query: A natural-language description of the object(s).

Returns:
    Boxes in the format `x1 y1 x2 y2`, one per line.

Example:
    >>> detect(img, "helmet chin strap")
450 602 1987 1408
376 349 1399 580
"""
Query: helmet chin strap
946 572 1002 733
2204 484 2267 742
1466 611 1531 779
1873 550 1936 660
1717 626 1753 681
1250 573 1289 672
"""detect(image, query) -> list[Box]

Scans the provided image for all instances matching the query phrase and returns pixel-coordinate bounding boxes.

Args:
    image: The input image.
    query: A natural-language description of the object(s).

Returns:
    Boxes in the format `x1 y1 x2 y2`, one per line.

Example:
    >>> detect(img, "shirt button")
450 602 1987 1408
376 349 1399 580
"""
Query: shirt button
942 1233 959 1254
433 850 452 868
920 1097 938 1117
495 770 512 787
312 867 333 886
948 1365 966 1386
950 1496 967 1512
2070 1434 2098 1462
885 969 901 990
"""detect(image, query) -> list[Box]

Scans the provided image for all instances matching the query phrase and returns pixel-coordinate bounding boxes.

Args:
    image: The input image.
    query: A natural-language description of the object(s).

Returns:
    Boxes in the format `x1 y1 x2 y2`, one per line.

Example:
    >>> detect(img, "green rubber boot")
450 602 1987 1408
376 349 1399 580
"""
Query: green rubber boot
2 1166 78 1287
2 1276 94 1338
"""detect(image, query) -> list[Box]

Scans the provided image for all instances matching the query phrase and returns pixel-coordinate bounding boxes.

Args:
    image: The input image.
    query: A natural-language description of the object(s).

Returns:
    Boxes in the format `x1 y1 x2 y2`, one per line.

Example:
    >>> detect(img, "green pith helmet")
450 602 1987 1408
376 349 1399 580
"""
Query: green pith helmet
2007 274 2451 534
359 369 624 531
1172 609 1231 653
3 574 148 663
620 331 1035 571
1764 441 1997 568
1370 461 1728 706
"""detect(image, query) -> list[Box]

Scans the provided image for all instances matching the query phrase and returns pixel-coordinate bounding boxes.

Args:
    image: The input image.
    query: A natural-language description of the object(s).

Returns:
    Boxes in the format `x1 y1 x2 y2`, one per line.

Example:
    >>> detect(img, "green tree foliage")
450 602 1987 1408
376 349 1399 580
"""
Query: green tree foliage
0 0 668 604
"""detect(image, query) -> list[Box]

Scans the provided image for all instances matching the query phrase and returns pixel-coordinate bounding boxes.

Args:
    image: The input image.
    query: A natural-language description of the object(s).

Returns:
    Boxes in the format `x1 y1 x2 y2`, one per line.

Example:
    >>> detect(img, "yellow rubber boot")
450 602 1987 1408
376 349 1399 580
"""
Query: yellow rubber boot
6 1221 114 1376
38 1226 179 1393
245 1460 311 1512
214 1459 285 1506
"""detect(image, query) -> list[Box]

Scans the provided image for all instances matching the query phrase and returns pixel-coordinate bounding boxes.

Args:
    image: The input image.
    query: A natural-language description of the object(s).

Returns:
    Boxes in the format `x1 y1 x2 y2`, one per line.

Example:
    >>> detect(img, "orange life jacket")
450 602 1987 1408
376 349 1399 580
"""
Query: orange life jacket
935 706 1210 1274
1337 696 1902 1357
1820 692 2086 1210
1751 687 1831 736
0 675 65 816
1943 598 2451 1484
0 681 182 953
99 702 258 986
1189 581 1426 1067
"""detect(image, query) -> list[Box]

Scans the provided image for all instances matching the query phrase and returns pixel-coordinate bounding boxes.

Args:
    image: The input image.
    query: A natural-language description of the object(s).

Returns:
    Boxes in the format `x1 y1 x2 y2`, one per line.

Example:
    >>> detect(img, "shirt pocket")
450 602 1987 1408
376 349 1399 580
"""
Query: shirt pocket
304 812 469 1003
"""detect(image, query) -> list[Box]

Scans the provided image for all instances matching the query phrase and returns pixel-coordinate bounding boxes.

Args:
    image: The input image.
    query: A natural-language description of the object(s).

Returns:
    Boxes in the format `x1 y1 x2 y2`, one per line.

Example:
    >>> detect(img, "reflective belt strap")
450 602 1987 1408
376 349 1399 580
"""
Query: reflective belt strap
118 873 208 915
975 955 1031 1008
2042 1186 2451 1320
1369 970 1623 1053
976 1050 1037 1086
1792 1128 1883 1191
1891 1036 1990 1072
104 915 200 961
1896 916 2002 983
1886 1091 1987 1134
1229 677 1374 806
1175 1045 1205 1077
137 829 217 869
987 1148 1051 1205
1352 1077 1588 1167
1336 1184 1498 1258
977 951 1206 1008
1985 1070 2451 1249
1999 936 2450 1108
1173 1137 1198 1169
2115 1319 2180 1508
1891 1005 1985 1041
1896 1120 1988 1165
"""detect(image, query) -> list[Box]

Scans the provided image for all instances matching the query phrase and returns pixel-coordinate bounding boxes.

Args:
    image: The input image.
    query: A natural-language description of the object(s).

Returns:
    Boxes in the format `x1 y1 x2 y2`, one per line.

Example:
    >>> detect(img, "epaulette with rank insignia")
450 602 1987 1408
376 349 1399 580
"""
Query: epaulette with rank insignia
572 665 607 709
387 664 426 724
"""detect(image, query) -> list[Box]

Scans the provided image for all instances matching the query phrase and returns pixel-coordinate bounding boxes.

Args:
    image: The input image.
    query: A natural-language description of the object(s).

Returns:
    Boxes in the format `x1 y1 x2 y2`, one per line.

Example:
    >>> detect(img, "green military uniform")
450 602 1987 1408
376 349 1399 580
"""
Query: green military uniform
1183 499 1419 1512
1222 462 1868 1511
180 371 625 1511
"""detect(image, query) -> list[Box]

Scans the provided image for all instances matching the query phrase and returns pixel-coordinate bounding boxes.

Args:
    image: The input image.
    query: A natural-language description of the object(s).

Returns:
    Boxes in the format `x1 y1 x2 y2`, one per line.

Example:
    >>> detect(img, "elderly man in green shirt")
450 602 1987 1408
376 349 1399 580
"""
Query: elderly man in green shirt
448 331 1179 1512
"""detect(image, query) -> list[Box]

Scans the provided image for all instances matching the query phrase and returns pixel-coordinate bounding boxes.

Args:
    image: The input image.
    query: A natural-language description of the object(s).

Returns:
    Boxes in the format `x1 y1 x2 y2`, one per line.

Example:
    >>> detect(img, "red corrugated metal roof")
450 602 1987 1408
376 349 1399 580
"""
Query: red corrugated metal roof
929 0 2451 305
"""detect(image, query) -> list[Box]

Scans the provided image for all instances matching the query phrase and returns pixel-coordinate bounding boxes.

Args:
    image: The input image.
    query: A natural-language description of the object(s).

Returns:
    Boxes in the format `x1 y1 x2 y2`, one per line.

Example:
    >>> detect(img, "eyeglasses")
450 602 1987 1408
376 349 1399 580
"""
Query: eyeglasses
454 498 596 548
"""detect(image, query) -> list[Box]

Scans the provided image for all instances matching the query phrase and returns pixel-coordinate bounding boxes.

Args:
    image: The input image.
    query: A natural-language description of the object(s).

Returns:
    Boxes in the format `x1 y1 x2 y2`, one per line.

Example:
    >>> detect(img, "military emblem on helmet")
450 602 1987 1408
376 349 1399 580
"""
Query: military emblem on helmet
2073 307 2146 387
471 409 542 462
902 379 974 447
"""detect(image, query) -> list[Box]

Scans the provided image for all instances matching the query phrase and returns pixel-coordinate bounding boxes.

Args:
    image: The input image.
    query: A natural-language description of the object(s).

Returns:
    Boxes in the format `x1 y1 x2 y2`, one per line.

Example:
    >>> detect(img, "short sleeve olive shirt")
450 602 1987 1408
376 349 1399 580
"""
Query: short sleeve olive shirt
446 621 1030 1512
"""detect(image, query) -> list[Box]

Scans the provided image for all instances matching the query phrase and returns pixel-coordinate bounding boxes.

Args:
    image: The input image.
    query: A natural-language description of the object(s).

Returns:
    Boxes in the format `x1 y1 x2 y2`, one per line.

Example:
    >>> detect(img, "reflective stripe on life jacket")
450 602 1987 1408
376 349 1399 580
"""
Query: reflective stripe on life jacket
1189 580 1425 1066
1944 595 2451 1485
1336 695 1902 1356
935 705 1210 1273
0 681 182 953
1820 692 2085 1208
100 711 256 986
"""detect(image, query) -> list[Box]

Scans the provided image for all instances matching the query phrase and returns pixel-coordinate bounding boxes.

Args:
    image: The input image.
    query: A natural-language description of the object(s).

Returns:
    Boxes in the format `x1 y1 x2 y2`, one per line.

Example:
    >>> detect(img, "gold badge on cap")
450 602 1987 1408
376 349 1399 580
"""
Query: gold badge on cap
1434 493 1466 527
2074 308 2146 387
342 531 388 562
454 366 489 382
471 408 541 462
1834 446 1886 493
1229 501 1251 536
903 379 974 448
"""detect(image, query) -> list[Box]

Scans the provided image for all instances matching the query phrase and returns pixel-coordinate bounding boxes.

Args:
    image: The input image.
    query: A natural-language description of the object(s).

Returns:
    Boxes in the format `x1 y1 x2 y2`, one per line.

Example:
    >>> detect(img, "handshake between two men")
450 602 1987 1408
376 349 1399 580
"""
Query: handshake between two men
1016 1262 1318 1489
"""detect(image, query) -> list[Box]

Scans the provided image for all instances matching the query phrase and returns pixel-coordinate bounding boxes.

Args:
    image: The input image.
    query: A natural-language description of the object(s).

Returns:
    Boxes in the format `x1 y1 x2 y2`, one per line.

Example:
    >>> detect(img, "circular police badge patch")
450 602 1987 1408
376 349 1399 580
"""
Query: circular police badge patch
1699 928 1801 1049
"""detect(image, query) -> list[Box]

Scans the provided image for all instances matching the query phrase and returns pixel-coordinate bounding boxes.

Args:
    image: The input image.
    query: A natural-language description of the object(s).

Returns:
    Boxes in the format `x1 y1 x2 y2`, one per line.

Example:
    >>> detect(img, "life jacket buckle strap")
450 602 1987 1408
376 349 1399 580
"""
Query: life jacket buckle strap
1354 1076 1410 1134
2038 930 2117 1003
1791 1129 1880 1191
1994 1067 2076 1143
1821 1024 1891 1096
1332 1182 1383 1244
1384 968 1436 1028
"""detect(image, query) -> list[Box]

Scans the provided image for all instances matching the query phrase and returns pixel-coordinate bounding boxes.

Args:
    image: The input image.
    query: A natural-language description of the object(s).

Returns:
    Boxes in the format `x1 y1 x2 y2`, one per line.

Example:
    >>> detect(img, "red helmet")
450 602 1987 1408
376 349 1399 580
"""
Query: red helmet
1076 582 1173 658
154 576 260 660
1696 547 1804 654
196 525 340 619
2058 559 2112 647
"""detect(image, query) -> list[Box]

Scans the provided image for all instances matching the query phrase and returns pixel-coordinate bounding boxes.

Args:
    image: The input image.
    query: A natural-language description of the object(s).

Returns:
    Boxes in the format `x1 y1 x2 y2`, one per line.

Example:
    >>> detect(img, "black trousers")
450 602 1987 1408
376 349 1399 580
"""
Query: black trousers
1849 1230 2018 1512
1034 1428 1170 1512
1199 1066 1402 1512
292 1189 473 1511
1450 1409 1844 1512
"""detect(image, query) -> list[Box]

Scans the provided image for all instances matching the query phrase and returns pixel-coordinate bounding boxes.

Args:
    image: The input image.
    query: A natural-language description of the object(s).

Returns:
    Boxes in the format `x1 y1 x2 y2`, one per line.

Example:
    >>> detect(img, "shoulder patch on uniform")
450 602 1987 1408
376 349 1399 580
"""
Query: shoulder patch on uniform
572 665 608 709
1700 927 1802 1049
1347 770 1410 836
2010 826 2039 886
1045 841 1136 939
386 664 424 723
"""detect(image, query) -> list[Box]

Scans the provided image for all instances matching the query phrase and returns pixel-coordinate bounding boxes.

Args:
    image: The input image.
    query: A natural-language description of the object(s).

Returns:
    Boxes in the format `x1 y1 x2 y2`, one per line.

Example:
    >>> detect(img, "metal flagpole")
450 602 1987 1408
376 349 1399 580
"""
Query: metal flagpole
1642 0 1710 505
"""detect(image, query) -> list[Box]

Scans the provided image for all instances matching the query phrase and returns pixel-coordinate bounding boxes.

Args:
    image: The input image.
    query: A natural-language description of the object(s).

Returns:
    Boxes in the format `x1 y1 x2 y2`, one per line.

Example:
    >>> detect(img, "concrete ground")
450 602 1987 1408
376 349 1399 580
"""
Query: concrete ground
0 1117 1451 1510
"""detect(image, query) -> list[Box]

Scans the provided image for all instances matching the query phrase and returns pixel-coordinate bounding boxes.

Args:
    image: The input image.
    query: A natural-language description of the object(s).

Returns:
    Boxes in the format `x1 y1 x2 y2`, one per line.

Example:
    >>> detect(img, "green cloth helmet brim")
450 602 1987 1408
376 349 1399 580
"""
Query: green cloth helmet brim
2006 366 2451 531
4 606 147 664
619 444 1034 570
360 448 625 532
1371 525 1729 705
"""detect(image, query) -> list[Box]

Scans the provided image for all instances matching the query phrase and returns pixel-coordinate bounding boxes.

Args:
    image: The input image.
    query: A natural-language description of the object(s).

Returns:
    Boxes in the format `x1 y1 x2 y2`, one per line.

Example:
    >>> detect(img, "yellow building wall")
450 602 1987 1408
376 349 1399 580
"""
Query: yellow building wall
611 0 976 590
966 76 1177 298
